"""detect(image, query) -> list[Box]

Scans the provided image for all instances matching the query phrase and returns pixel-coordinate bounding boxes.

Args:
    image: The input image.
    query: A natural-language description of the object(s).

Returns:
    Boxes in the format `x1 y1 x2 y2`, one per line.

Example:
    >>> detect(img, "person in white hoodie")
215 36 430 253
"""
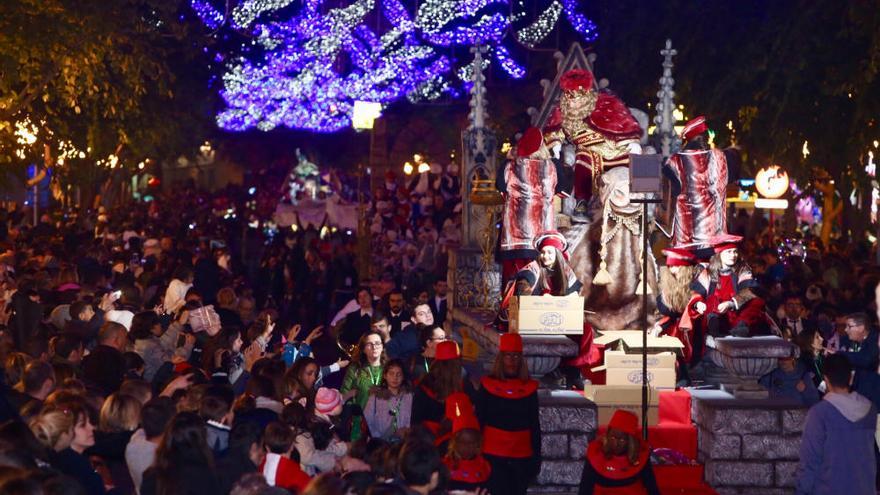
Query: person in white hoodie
796 353 877 495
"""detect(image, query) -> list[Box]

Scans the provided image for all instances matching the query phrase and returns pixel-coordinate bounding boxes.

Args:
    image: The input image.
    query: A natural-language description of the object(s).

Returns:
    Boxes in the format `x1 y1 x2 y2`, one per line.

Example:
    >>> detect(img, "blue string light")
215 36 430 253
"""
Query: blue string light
192 0 599 132
493 45 525 79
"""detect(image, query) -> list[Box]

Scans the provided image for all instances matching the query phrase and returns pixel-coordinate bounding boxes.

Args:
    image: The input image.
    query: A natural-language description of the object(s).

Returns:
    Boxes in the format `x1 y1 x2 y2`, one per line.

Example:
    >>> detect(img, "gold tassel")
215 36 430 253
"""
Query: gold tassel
593 260 612 285
593 200 612 286
635 272 652 295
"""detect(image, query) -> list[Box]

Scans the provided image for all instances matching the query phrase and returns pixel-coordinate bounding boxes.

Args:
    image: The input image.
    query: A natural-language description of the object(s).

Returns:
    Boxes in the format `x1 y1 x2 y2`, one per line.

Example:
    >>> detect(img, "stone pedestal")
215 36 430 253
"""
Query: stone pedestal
451 308 578 379
533 390 597 492
691 391 807 495
712 337 797 399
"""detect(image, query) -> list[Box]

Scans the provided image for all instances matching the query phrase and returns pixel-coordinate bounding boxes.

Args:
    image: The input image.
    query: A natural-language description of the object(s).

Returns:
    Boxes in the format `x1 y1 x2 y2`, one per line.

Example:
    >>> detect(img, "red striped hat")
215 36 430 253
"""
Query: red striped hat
517 127 544 157
534 230 568 253
662 247 698 267
681 116 708 142
710 233 743 253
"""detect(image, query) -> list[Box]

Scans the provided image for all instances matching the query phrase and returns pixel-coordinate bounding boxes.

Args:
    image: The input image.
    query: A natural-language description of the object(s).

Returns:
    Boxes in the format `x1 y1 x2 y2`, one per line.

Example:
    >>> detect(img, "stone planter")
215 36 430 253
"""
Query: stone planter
712 337 797 399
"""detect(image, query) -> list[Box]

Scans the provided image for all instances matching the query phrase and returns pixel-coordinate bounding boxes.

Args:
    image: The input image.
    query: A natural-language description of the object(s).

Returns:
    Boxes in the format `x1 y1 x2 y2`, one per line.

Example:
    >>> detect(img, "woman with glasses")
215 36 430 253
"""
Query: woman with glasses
408 325 446 383
341 331 387 440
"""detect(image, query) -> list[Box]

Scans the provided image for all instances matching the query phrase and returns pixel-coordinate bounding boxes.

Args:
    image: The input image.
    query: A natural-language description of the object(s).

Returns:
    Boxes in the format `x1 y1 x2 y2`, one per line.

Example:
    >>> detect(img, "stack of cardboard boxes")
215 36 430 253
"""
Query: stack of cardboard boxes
587 330 683 426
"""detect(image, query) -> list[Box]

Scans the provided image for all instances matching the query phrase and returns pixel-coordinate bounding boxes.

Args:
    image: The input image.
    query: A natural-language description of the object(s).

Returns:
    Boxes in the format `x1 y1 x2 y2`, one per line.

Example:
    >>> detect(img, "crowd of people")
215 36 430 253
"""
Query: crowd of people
0 165 547 495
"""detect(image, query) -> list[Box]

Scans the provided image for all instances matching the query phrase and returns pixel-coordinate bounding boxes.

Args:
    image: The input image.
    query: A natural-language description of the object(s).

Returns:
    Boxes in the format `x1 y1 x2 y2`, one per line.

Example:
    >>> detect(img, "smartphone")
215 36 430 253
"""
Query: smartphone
177 334 186 347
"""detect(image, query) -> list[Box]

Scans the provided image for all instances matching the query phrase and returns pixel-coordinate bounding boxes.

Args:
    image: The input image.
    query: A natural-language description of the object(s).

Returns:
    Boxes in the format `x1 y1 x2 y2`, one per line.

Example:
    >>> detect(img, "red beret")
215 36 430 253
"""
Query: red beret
435 340 460 361
499 333 523 353
608 409 640 437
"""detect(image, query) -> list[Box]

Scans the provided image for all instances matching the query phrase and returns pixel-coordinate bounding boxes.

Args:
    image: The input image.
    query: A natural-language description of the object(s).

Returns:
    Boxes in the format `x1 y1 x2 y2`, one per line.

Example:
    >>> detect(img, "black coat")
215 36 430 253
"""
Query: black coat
340 311 372 348
141 464 220 495
216 451 258 494
82 345 126 396
86 430 135 494
428 298 447 326
50 448 105 495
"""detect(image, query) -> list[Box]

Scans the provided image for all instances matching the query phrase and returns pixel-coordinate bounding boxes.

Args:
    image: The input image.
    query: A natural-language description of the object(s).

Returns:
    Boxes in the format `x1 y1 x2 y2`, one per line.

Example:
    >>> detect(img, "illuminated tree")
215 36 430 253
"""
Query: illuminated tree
192 0 597 132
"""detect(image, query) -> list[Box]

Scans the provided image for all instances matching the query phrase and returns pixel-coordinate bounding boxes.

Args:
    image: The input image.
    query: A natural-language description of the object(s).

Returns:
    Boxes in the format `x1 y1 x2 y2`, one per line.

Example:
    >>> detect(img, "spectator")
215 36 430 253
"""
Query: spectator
200 385 235 455
88 392 142 493
140 412 221 495
385 304 434 362
285 357 320 407
125 397 175 494
406 325 445 383
796 328 827 390
779 293 818 339
363 360 412 442
217 421 264 494
164 266 194 315
81 322 128 396
341 332 387 440
427 280 448 326
8 360 55 415
340 287 375 350
46 397 106 495
281 402 347 476
837 312 880 408
50 334 84 368
796 353 877 494
130 310 194 382
259 421 311 492
383 289 410 337
758 355 820 406
398 441 442 495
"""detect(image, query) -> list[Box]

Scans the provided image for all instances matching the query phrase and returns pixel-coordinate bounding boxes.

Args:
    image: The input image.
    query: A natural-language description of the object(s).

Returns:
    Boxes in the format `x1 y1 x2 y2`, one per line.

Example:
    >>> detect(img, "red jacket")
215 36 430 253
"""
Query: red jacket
260 453 310 493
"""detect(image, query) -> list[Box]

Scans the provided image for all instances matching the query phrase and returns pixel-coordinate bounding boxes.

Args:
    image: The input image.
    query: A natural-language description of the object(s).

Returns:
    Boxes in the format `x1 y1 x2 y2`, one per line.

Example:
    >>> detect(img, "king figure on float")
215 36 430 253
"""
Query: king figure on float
544 69 642 223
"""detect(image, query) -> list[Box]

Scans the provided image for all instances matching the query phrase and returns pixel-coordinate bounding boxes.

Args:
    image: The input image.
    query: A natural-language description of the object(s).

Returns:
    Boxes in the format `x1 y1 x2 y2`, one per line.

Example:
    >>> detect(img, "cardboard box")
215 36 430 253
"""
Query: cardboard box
602 349 677 369
584 385 659 426
509 295 584 335
593 330 684 354
605 366 677 388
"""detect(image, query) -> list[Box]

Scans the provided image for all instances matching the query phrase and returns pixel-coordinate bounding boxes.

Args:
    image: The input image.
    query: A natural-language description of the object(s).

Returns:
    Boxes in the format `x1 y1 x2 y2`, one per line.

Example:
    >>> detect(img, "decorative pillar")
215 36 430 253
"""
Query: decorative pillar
452 45 501 311
653 39 679 159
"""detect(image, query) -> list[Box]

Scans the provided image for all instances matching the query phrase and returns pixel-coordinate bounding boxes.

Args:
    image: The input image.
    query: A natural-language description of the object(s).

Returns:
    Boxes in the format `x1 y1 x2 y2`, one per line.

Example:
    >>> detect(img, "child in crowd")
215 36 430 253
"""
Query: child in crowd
259 421 311 493
759 355 821 406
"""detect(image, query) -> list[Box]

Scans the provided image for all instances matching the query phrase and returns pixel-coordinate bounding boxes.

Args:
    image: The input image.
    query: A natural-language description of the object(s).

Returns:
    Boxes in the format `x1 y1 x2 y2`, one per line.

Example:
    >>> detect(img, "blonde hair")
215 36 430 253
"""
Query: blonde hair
99 393 142 433
29 410 74 451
